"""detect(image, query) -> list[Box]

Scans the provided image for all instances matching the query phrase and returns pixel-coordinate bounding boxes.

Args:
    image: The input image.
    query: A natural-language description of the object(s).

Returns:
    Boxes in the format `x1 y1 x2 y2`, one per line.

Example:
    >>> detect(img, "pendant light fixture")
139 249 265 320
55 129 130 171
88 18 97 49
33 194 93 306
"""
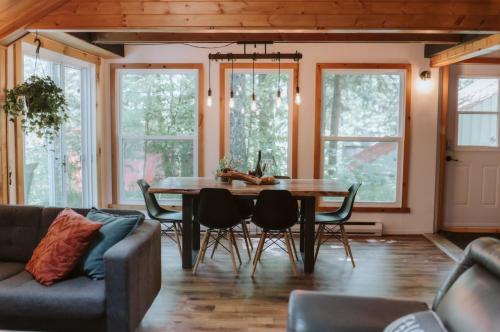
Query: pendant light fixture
251 55 257 111
295 55 301 105
207 59 213 107
229 58 235 108
276 52 282 108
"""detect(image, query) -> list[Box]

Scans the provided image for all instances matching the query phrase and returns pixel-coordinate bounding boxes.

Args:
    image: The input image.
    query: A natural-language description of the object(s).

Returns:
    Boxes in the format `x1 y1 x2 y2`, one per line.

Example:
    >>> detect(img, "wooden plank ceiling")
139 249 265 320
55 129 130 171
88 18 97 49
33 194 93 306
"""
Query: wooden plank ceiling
28 0 500 33
0 0 69 43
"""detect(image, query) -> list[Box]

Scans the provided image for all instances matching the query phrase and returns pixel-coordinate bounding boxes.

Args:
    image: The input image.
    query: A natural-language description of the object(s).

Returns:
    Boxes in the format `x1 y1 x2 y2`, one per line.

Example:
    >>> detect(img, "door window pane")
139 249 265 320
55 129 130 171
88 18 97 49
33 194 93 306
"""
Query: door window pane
458 114 498 147
458 78 498 112
323 141 398 203
229 71 290 176
457 78 500 148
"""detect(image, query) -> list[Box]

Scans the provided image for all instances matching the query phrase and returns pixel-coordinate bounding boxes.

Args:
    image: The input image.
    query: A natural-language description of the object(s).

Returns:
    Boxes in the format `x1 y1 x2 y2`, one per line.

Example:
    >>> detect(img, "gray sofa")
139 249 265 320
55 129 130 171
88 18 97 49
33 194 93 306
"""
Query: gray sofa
288 237 500 332
0 205 161 332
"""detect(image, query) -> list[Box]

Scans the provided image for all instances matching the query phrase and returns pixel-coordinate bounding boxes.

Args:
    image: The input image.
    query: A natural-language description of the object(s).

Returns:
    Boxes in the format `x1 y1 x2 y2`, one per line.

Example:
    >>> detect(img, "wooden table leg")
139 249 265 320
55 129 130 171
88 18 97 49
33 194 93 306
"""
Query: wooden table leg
182 194 194 269
299 202 305 252
192 196 200 250
302 197 316 273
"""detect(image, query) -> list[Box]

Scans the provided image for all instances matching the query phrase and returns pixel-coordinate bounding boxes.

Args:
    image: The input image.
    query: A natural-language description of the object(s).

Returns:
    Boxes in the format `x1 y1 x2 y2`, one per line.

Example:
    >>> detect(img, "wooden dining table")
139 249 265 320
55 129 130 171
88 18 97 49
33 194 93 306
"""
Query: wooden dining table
149 177 349 273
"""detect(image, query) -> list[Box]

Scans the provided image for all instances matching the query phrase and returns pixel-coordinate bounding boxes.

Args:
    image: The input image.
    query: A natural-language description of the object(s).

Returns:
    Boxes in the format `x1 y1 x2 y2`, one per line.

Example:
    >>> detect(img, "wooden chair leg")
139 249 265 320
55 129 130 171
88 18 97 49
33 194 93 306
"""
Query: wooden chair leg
240 221 252 259
173 221 182 258
252 232 266 277
288 229 299 262
284 231 298 276
210 230 223 259
244 222 254 250
193 230 210 275
229 228 242 265
314 224 325 263
228 230 239 274
340 225 355 268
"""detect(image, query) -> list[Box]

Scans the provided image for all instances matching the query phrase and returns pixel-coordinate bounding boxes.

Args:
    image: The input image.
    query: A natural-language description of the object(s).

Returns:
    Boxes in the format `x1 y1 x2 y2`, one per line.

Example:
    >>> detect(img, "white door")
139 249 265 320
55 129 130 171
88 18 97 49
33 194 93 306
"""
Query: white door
22 48 96 208
443 64 500 228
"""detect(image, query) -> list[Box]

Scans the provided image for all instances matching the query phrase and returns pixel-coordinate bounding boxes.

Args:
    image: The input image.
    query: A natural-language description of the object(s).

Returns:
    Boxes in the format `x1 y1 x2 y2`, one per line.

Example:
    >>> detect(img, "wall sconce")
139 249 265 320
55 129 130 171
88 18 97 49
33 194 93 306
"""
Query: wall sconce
420 70 431 80
417 70 432 93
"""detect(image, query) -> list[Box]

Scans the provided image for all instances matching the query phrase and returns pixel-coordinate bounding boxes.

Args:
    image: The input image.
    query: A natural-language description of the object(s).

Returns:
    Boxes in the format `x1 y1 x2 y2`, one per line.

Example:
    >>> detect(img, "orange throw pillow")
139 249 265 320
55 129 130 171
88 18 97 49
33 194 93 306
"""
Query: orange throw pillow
26 208 102 286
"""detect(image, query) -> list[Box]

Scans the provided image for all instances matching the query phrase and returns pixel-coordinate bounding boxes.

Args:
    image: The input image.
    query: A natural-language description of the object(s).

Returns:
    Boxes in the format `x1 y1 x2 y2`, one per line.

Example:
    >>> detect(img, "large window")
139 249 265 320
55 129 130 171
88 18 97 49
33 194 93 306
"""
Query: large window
220 63 298 177
23 44 96 208
456 77 499 148
114 64 203 203
316 64 410 207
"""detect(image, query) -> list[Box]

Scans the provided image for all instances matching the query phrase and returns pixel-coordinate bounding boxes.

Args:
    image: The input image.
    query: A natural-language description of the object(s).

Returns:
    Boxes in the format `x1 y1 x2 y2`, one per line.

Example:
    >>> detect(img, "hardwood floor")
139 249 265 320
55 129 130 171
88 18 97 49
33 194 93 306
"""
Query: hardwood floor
138 235 454 332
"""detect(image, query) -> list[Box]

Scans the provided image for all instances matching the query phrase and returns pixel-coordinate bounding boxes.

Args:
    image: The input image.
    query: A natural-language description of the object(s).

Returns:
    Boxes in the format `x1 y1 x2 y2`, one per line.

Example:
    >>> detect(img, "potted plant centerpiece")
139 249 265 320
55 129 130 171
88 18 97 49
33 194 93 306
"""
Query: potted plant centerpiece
3 74 68 142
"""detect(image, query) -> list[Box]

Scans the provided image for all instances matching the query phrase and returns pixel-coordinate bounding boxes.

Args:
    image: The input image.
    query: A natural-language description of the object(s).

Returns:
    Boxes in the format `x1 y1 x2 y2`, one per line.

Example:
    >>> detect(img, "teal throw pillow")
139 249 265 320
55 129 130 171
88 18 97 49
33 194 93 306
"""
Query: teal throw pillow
78 208 143 279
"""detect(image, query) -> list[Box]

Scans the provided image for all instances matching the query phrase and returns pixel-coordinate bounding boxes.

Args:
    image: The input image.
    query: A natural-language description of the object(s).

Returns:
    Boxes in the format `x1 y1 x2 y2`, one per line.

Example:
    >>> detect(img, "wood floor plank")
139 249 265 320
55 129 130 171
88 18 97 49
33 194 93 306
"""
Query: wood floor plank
138 235 454 332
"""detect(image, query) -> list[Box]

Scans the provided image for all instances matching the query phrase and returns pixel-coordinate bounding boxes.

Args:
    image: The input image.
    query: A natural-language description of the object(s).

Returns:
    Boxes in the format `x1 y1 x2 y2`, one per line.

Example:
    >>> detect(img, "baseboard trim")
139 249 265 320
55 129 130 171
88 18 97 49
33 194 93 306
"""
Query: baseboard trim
441 226 500 233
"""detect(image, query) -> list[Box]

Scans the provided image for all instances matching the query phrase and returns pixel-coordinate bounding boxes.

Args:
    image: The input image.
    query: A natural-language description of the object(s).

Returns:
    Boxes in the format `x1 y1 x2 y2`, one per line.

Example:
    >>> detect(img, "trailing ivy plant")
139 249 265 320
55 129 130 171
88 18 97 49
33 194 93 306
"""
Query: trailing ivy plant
3 75 68 142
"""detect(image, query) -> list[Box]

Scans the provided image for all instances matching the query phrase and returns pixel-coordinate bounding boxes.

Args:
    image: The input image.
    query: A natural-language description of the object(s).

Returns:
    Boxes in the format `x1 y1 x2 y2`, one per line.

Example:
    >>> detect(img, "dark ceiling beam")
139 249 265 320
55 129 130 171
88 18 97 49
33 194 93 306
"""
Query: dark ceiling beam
70 32 124 57
90 32 464 45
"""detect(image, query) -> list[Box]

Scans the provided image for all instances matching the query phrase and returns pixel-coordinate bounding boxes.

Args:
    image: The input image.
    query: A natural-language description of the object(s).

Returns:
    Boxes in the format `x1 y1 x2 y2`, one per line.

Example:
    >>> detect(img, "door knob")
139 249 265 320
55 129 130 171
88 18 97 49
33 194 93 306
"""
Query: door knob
446 156 459 162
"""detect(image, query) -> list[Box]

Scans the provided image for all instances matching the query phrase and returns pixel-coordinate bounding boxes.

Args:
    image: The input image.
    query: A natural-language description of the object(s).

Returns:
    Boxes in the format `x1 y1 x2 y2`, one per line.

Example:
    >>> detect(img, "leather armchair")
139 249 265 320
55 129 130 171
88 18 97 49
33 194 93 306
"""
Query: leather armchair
287 237 500 332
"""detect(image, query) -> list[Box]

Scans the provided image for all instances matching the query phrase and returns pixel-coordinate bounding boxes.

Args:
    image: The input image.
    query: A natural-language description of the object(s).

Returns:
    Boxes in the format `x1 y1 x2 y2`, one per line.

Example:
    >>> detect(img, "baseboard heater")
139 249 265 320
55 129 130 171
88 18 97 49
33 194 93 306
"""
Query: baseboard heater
344 222 383 236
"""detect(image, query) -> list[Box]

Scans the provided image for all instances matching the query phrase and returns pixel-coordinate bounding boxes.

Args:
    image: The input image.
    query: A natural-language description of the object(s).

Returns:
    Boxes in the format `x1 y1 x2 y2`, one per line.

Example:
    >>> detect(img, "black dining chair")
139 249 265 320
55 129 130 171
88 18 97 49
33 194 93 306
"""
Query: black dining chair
210 197 254 260
193 188 243 275
314 183 361 267
251 190 299 277
137 179 183 256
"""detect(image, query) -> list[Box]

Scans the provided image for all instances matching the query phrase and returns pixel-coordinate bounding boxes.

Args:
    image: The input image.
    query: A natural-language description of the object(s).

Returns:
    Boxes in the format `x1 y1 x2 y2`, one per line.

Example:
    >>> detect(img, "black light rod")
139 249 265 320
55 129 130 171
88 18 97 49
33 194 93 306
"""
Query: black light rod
208 53 302 61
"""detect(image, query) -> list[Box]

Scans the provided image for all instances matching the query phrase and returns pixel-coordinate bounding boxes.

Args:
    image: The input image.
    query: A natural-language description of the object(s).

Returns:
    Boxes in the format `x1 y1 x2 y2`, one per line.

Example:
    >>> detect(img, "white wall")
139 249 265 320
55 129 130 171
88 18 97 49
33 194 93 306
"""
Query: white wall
101 43 440 234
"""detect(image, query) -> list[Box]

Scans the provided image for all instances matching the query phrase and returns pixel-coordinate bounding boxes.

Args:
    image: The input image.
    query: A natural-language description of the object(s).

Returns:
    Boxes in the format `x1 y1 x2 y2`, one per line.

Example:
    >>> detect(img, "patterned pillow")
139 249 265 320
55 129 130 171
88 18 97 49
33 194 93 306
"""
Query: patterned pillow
25 208 102 286
384 311 448 332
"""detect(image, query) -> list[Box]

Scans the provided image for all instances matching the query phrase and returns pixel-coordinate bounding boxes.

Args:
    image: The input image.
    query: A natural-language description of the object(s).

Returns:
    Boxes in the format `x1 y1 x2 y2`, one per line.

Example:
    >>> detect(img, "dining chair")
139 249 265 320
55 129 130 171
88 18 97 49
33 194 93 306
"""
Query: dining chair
193 188 242 275
251 190 299 277
210 197 254 260
314 183 361 267
137 179 183 257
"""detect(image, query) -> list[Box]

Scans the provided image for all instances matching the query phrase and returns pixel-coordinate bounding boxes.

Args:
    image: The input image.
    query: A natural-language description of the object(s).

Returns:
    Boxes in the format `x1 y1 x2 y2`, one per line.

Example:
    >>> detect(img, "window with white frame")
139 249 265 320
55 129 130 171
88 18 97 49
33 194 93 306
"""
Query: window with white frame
224 67 294 176
456 77 499 148
117 68 199 203
23 44 97 208
320 68 406 205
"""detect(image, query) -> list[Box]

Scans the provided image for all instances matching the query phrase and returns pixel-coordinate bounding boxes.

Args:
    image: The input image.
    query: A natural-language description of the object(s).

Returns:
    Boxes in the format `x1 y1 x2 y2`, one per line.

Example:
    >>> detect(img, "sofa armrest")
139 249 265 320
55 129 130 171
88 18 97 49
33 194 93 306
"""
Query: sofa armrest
104 220 161 332
288 290 428 332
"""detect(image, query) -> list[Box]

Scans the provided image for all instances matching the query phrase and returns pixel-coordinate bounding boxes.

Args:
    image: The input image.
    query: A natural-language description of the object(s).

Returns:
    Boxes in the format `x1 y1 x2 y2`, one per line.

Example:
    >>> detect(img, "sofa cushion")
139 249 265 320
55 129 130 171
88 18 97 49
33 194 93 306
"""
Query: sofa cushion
288 290 428 332
77 208 142 280
435 265 500 332
0 205 42 262
0 262 25 281
0 271 105 320
26 208 102 286
384 311 448 332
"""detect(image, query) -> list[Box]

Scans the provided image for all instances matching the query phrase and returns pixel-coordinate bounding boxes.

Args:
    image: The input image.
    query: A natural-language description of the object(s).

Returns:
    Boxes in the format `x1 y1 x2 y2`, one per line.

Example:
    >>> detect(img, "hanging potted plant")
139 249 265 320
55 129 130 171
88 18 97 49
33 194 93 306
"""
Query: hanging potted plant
3 74 68 142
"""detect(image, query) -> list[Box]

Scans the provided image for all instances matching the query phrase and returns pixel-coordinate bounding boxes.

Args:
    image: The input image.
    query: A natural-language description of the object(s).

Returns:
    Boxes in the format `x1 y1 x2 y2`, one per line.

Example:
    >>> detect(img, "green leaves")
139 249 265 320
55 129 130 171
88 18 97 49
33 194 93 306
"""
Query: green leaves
3 75 68 142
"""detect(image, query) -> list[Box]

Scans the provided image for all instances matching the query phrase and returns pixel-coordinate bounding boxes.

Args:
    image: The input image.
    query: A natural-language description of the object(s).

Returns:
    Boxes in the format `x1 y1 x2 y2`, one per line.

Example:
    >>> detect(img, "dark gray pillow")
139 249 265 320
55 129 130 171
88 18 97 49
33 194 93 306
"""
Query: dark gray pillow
384 311 448 332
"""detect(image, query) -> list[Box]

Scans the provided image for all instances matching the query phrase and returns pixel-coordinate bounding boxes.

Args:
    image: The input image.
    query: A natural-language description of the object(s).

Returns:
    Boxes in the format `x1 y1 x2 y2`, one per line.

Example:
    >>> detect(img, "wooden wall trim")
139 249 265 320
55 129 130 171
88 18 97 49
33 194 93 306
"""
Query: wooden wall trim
442 226 500 234
314 63 412 210
435 66 450 231
0 46 8 203
13 41 24 204
109 63 205 204
21 33 99 65
218 62 299 178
